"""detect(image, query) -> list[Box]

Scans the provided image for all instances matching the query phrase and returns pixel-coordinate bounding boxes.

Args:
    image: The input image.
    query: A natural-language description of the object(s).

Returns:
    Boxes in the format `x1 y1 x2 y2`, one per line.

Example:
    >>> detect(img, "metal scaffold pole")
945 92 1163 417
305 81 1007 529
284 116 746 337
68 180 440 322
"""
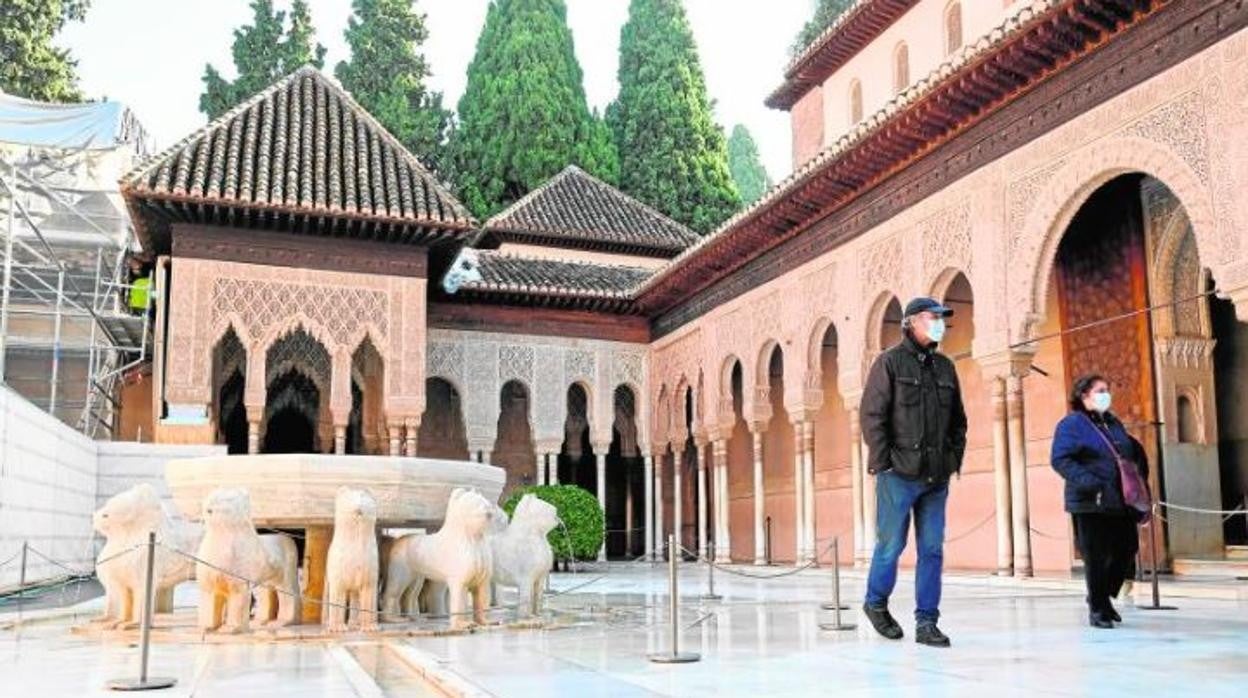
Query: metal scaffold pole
0 162 14 381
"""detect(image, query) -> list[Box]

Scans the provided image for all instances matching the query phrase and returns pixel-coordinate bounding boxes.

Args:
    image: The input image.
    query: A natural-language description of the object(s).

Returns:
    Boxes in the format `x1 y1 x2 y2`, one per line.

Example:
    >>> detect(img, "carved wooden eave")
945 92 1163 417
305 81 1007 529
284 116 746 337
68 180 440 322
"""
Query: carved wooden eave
766 0 922 111
635 0 1166 319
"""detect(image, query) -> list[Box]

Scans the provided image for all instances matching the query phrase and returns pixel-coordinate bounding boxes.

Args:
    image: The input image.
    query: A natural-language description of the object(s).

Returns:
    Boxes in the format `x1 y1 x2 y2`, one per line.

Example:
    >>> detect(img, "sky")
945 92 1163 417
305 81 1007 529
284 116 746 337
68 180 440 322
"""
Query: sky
56 0 812 181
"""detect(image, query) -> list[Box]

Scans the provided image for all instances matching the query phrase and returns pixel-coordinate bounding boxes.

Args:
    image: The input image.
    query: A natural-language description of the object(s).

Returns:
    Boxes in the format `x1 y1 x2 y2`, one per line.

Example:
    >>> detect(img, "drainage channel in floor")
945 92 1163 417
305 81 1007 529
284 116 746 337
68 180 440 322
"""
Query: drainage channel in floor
346 643 449 697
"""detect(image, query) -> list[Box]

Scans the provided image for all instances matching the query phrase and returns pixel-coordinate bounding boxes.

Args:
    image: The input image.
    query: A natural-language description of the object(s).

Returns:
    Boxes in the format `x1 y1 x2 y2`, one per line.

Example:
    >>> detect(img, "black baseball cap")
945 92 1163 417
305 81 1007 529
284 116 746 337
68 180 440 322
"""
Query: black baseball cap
904 297 955 318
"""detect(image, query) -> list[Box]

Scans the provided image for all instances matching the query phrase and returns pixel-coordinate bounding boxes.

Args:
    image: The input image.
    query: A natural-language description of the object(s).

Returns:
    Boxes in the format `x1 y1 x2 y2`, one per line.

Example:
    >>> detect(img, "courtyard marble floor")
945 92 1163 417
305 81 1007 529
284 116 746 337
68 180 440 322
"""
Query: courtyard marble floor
1 563 1245 696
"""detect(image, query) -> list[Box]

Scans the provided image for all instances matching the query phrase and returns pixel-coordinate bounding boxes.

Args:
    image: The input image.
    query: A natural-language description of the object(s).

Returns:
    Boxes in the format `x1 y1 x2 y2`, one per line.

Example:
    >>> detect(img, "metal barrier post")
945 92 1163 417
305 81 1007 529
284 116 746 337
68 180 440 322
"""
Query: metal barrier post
648 534 700 664
1139 504 1177 612
764 517 772 566
107 532 176 691
700 541 721 601
18 541 27 598
819 538 856 631
820 537 848 611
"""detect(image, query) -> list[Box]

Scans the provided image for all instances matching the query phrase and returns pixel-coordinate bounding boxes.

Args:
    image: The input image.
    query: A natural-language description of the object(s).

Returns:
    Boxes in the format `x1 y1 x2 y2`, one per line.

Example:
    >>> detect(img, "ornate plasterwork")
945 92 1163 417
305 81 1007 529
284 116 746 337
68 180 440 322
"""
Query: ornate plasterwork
210 278 388 348
920 201 972 284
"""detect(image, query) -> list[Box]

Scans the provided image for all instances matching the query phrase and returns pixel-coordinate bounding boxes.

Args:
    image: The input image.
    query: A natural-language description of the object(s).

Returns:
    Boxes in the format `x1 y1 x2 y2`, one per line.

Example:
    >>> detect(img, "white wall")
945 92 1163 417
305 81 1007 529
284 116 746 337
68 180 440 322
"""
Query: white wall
0 384 223 588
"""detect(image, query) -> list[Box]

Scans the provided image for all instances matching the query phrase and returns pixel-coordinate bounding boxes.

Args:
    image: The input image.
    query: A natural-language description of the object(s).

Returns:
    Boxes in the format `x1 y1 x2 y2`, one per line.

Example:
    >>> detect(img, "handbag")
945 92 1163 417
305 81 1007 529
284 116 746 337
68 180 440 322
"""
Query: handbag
1083 414 1152 519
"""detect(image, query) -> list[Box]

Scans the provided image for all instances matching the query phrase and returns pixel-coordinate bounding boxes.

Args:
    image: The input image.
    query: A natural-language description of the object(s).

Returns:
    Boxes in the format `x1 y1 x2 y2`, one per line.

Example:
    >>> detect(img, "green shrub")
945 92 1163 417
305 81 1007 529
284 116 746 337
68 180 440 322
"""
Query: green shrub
502 484 603 562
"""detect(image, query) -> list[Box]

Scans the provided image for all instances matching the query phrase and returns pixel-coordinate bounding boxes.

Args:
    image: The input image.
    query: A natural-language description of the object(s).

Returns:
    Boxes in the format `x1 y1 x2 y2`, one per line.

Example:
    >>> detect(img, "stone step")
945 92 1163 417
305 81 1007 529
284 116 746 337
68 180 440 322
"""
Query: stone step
1173 556 1248 578
1225 545 1248 561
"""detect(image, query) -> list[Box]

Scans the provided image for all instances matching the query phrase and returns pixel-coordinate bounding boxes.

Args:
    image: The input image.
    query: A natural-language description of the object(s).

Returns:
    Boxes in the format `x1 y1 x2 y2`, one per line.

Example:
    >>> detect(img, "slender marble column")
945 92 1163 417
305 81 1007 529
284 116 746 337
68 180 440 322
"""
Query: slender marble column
673 449 685 557
751 426 766 565
801 420 817 564
643 453 655 559
848 408 865 565
1007 373 1033 577
697 441 709 559
595 445 609 562
792 422 805 566
991 376 1014 575
713 439 730 562
654 452 665 558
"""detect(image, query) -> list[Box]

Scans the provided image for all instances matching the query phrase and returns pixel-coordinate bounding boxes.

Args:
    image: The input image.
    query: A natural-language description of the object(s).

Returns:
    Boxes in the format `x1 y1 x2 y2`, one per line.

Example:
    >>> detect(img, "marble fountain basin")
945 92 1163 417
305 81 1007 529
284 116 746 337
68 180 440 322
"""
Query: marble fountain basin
164 454 506 527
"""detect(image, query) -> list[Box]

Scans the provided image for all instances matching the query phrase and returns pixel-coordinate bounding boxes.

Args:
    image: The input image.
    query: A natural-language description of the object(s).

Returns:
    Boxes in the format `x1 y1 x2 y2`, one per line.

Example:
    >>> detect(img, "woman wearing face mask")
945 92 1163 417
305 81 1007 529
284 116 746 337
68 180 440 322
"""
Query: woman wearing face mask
1049 374 1148 629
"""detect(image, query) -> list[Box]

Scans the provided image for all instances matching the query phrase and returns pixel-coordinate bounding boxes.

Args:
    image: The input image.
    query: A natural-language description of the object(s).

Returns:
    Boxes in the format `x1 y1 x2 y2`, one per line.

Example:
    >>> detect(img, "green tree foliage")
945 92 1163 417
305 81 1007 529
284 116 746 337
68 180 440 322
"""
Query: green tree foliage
611 0 739 234
0 0 90 102
451 0 618 218
199 0 327 120
335 0 453 177
502 485 604 562
790 0 855 57
727 125 772 206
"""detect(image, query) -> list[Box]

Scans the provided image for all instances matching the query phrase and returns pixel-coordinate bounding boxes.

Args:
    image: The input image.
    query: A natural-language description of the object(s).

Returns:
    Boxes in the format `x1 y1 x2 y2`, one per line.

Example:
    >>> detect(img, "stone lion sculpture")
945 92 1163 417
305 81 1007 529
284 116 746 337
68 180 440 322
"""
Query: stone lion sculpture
491 494 560 617
380 488 494 629
92 483 197 629
195 488 300 633
323 487 380 633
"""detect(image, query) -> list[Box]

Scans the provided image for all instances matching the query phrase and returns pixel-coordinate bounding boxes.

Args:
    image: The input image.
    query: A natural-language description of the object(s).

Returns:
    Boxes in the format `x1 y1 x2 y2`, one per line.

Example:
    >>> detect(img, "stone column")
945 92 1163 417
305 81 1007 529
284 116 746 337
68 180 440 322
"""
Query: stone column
673 447 685 558
536 452 547 486
791 421 806 566
862 433 877 561
712 438 731 562
1006 372 1033 577
334 424 347 455
653 450 665 557
387 420 402 456
848 407 865 565
594 442 610 562
246 405 263 455
801 420 816 564
644 452 655 559
403 417 419 457
697 440 709 560
991 376 1014 576
751 424 767 565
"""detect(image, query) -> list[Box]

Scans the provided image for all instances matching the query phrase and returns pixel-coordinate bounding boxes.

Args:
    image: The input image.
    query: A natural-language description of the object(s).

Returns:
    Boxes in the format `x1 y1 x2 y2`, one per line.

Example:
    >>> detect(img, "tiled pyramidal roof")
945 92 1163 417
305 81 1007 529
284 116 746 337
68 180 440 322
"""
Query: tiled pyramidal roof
454 249 652 312
481 166 699 257
122 66 474 254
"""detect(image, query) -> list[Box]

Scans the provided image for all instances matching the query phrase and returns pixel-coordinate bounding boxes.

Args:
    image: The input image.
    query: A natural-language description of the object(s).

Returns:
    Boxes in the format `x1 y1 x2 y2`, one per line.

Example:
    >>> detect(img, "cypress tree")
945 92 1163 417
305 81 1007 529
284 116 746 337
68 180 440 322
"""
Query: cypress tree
451 0 617 218
199 0 327 120
0 0 90 103
336 0 452 178
611 0 739 234
727 125 772 206
791 0 855 57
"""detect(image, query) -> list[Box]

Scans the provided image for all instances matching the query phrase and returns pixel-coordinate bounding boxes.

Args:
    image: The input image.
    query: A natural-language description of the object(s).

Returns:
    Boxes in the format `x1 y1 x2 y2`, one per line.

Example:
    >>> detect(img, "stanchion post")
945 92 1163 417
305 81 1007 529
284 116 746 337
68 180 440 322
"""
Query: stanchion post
107 532 177 691
1139 504 1177 612
648 534 700 664
765 517 772 566
701 541 721 601
819 538 856 632
18 541 27 599
820 537 849 611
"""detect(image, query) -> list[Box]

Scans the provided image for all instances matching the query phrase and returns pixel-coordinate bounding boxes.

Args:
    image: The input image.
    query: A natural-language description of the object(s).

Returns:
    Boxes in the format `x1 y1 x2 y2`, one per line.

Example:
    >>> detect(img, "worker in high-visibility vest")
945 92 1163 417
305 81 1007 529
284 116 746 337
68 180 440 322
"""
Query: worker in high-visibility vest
129 260 151 316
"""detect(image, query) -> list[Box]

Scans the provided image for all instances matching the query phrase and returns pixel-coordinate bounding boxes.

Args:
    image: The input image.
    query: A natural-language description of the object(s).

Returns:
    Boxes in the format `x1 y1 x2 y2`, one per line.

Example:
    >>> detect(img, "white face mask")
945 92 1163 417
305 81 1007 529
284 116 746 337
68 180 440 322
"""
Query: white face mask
926 318 947 343
1090 392 1112 414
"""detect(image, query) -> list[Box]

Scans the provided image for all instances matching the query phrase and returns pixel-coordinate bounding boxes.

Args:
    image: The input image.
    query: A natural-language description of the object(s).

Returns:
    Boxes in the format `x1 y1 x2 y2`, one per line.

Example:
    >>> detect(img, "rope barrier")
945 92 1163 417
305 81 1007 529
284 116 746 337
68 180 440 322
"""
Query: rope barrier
676 540 838 581
0 547 23 569
1157 500 1247 519
945 510 997 544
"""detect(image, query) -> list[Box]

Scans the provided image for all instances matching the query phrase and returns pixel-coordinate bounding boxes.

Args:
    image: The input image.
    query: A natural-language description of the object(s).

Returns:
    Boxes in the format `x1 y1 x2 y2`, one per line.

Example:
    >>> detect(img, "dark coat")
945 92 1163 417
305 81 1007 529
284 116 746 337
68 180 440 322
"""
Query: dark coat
860 333 968 483
1049 410 1150 515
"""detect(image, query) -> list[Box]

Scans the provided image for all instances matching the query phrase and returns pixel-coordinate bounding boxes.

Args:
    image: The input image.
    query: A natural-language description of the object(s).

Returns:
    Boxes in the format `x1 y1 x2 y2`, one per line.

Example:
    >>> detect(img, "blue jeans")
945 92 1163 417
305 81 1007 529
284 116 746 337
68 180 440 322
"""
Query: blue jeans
865 470 949 623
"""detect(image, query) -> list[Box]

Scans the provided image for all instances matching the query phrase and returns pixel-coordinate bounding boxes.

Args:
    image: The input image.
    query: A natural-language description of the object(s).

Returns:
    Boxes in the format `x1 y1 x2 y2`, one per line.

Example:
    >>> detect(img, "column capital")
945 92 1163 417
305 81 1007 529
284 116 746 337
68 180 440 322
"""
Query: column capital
976 348 1038 380
535 438 563 455
245 404 265 423
592 441 612 456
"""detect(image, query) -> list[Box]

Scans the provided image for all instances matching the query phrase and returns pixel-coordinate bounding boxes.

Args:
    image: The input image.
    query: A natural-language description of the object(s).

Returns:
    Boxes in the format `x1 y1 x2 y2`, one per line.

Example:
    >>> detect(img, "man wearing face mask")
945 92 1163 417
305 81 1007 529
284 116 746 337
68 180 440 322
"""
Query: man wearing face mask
859 297 967 648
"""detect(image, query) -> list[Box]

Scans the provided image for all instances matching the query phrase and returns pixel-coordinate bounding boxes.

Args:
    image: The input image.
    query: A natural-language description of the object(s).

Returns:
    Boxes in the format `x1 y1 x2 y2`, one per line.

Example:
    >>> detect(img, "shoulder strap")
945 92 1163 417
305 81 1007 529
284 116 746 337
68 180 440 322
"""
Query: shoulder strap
1081 413 1123 460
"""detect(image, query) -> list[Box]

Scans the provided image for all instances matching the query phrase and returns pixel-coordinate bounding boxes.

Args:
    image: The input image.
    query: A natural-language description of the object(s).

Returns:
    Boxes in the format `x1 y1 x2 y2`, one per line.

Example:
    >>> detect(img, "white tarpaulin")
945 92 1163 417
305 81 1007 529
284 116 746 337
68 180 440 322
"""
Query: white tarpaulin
0 90 149 154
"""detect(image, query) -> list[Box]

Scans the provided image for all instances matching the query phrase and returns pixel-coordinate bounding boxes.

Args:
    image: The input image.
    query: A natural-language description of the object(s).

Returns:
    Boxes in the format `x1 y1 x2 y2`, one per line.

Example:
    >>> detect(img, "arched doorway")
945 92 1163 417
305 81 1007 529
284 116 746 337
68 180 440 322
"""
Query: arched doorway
725 360 753 562
347 338 384 455
211 327 247 454
493 380 536 498
263 328 330 454
812 322 852 565
559 383 593 492
418 377 469 460
762 345 796 564
1039 172 1243 565
605 385 643 558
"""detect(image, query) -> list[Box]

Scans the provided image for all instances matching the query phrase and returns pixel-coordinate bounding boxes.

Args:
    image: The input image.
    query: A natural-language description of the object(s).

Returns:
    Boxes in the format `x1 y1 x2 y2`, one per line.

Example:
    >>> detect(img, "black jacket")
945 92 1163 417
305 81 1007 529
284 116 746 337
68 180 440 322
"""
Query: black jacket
1050 410 1149 515
860 334 968 483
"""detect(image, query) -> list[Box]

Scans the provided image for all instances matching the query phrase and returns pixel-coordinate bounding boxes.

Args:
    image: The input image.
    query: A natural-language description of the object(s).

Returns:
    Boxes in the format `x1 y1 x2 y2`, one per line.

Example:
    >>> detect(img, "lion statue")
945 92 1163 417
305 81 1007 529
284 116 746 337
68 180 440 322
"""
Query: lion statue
323 487 380 633
92 483 197 629
380 488 494 629
491 494 560 617
195 488 300 633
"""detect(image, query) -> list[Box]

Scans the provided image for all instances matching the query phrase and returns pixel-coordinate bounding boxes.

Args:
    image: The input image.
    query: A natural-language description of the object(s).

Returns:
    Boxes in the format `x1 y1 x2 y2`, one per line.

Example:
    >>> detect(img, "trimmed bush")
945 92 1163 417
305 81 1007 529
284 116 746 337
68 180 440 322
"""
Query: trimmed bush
502 484 603 562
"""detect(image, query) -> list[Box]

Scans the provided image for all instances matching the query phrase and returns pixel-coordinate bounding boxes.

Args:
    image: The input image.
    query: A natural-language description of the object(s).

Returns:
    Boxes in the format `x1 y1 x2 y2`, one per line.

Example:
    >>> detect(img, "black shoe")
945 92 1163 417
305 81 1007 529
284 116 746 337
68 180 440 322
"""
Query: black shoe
862 603 904 640
915 622 951 648
1107 605 1122 623
1089 611 1114 629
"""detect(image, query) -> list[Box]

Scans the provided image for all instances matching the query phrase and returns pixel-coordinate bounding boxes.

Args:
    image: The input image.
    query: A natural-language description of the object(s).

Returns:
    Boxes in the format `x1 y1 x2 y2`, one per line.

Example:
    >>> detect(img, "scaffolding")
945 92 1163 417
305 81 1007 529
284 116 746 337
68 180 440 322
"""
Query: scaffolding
0 93 153 439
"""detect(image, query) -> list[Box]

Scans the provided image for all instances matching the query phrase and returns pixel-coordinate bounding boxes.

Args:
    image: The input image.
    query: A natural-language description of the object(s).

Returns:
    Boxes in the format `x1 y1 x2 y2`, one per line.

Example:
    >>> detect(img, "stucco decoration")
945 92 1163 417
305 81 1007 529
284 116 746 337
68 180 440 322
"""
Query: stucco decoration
91 484 197 629
323 488 380 633
490 495 559 617
195 488 300 633
921 201 972 287
379 488 494 629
